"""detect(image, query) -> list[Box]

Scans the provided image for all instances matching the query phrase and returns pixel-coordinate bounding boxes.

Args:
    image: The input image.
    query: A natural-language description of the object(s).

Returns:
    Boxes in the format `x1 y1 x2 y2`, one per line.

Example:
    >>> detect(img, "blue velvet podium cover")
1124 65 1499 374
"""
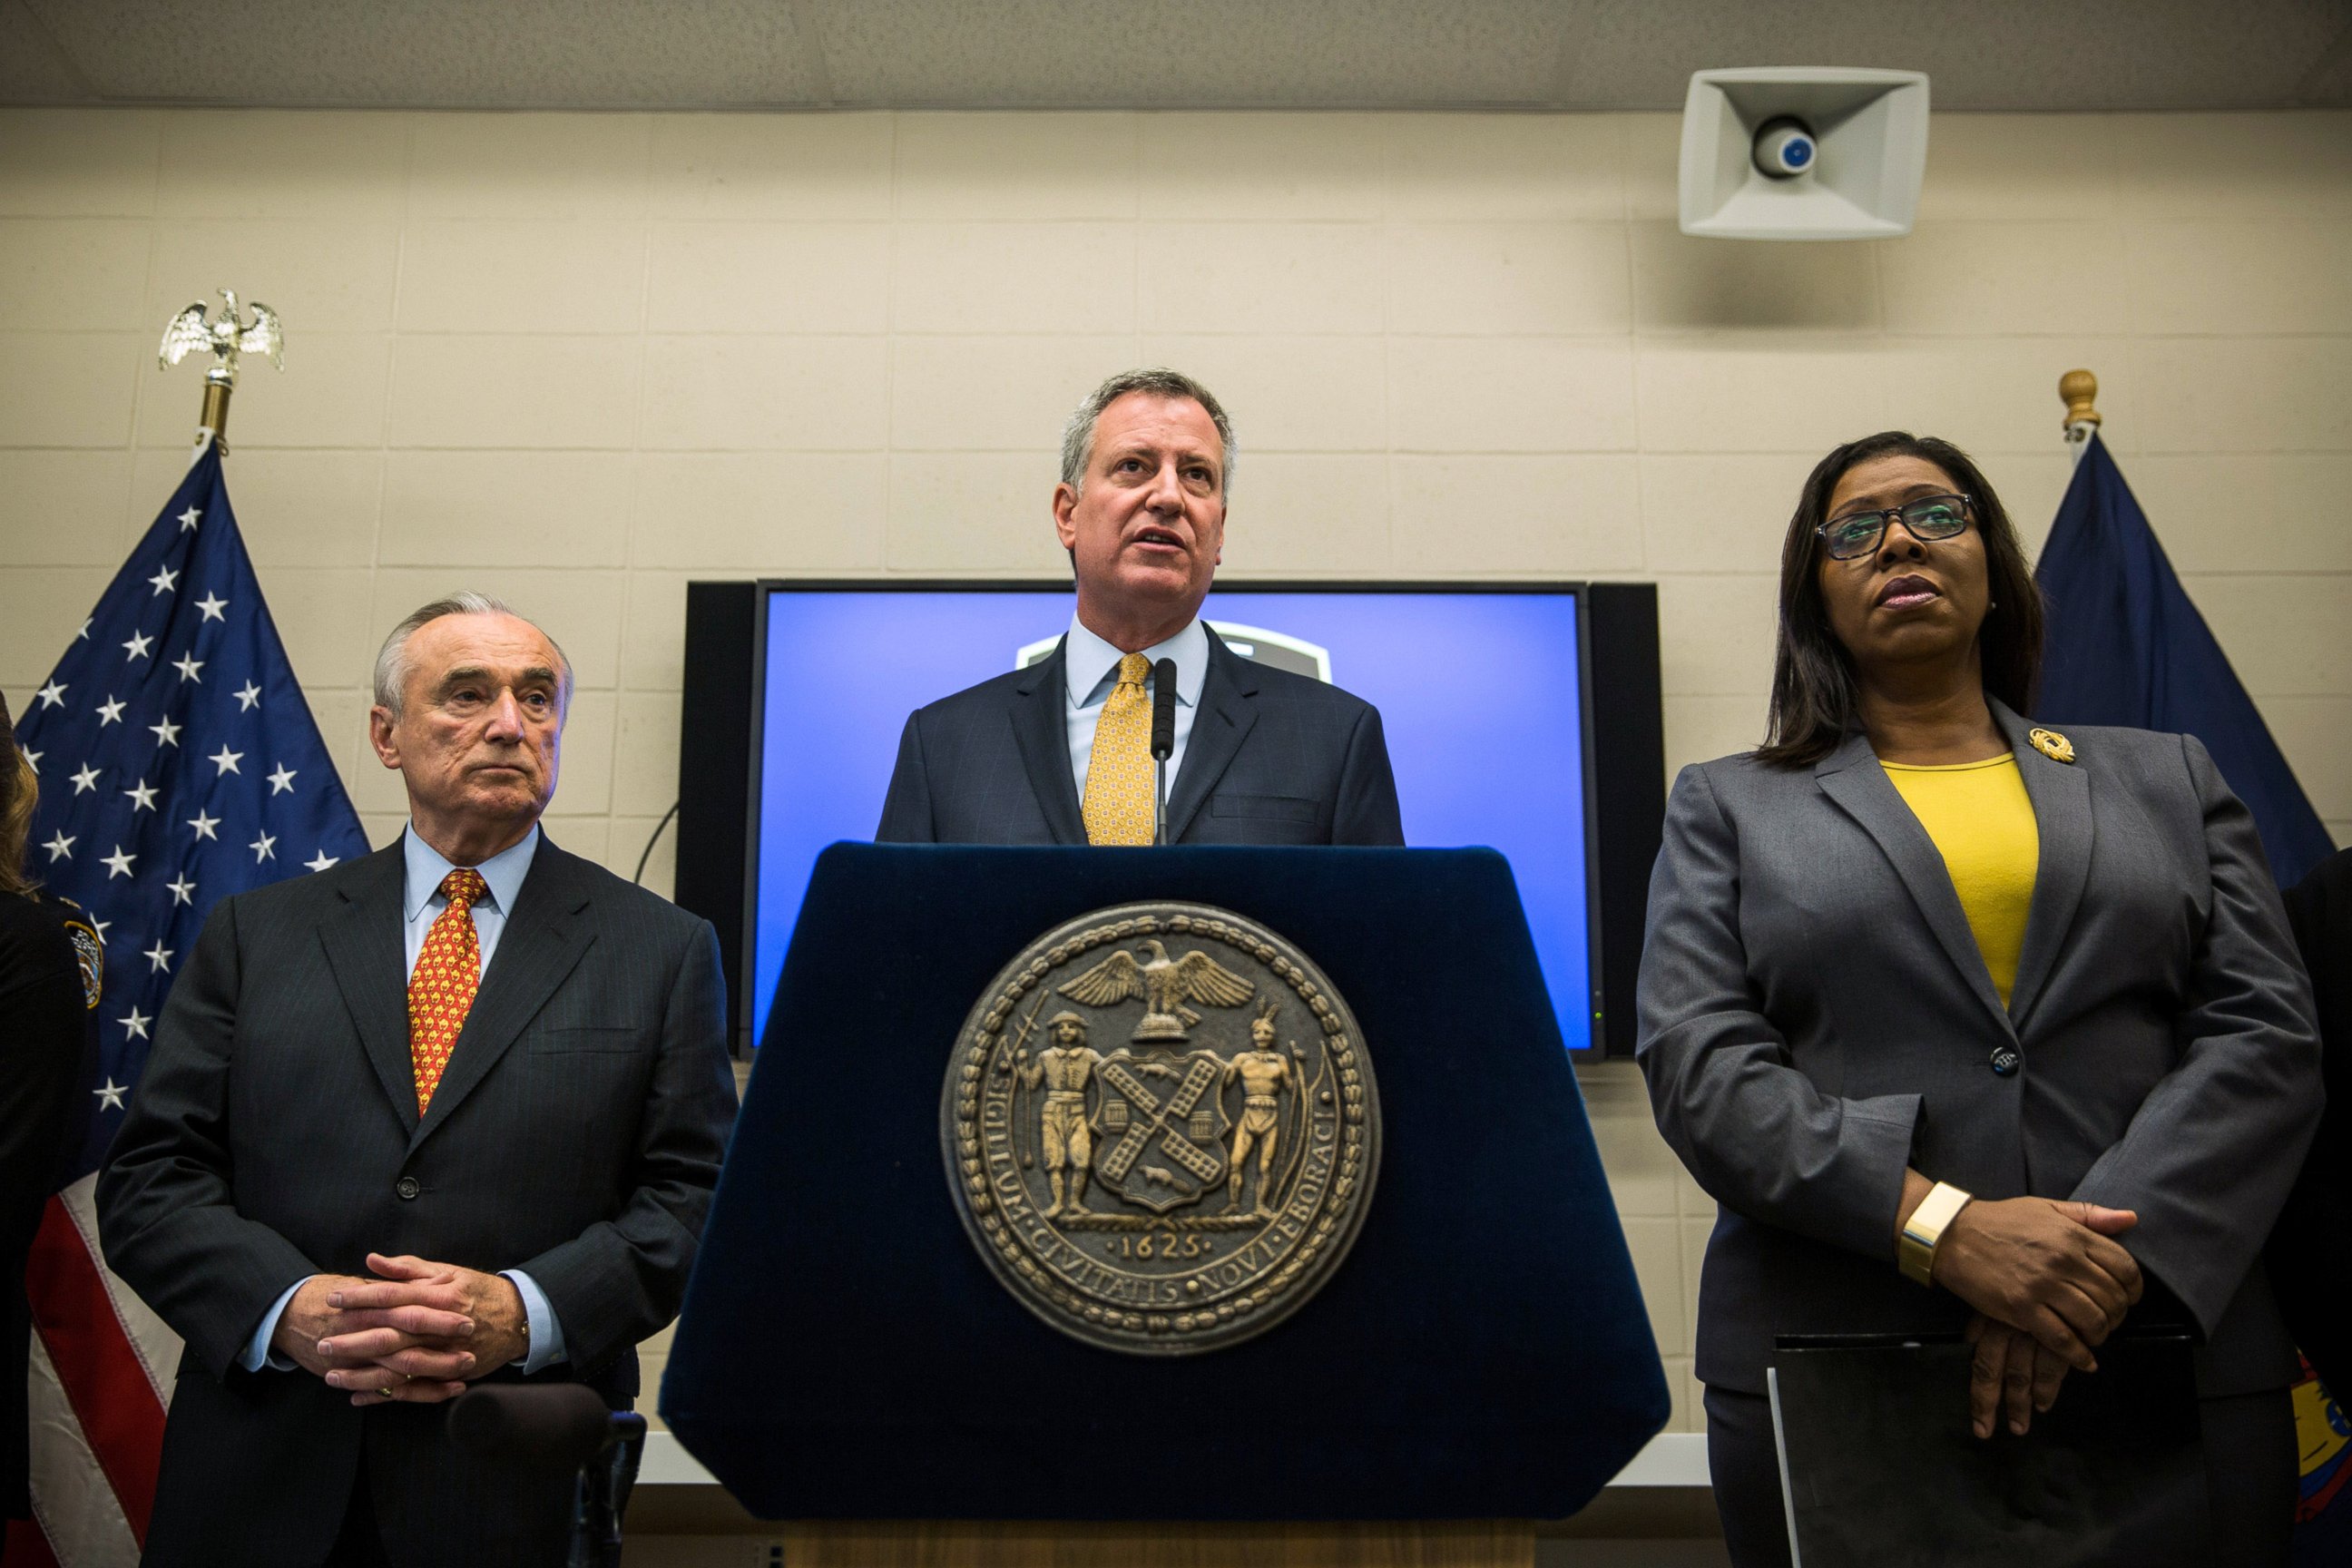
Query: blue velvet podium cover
662 845 1668 1519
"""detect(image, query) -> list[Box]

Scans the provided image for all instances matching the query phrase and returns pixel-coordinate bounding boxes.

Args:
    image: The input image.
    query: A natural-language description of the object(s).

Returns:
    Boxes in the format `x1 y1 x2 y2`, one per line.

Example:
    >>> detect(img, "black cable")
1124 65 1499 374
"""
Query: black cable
632 800 680 887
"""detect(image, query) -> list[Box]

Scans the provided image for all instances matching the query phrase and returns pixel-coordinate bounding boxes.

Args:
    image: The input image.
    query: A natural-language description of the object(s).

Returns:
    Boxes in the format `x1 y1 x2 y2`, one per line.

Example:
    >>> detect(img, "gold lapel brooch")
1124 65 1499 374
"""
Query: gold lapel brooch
2027 728 2076 764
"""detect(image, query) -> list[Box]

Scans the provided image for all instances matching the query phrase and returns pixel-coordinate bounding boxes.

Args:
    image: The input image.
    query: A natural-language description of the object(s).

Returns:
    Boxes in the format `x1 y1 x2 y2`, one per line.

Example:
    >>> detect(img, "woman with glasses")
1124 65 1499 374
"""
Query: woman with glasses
0 692 101 1537
1636 431 2320 1566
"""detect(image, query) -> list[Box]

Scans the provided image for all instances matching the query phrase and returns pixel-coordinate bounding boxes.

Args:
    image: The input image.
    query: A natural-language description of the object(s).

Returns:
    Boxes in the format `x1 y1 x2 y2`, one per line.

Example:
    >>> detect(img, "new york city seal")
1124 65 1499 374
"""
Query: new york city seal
942 902 1380 1355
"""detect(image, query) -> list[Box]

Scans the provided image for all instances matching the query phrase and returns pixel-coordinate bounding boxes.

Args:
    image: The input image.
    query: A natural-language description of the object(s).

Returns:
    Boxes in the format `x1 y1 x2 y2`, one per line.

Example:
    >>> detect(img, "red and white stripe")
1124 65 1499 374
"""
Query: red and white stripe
19 1173 179 1568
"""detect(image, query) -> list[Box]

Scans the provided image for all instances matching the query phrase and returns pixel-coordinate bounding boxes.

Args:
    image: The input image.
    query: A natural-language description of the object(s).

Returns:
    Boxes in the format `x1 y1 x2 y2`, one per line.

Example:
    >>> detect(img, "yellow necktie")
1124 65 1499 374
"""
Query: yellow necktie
1082 652 1155 846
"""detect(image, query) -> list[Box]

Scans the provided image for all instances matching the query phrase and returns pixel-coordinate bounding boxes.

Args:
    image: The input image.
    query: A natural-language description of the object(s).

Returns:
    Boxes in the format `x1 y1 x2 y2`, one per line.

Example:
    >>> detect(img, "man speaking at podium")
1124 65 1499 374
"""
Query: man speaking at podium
877 368 1404 847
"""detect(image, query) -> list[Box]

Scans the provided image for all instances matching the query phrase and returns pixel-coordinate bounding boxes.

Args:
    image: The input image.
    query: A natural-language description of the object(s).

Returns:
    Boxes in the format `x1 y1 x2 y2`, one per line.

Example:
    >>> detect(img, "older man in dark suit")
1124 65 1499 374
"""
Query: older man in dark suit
99 593 738 1566
877 368 1404 848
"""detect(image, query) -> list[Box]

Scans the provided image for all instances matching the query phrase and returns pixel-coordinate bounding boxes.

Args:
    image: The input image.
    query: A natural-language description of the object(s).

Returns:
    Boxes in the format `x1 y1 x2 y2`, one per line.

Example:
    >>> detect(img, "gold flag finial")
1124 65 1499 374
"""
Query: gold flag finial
158 289 285 456
2059 368 2100 435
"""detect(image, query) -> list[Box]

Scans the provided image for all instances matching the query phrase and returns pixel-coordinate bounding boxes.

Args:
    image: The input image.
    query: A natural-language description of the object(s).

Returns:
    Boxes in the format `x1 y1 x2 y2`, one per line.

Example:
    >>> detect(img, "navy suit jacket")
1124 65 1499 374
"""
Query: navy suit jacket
877 627 1404 847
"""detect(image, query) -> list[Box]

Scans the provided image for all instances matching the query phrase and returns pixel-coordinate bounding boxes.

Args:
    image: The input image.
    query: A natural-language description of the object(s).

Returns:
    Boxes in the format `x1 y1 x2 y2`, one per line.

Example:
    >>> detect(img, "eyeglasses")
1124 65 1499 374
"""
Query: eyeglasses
1817 494 1974 560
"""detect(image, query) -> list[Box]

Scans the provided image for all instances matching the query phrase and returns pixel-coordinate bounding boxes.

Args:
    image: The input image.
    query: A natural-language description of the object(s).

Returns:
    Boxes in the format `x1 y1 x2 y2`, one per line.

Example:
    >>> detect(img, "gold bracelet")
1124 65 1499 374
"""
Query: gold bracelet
1897 1181 1973 1288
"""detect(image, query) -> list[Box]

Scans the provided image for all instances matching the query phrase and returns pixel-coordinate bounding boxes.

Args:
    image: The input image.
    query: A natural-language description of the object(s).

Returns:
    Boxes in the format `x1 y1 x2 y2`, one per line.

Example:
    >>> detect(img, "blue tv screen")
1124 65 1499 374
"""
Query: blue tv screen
750 585 1598 1054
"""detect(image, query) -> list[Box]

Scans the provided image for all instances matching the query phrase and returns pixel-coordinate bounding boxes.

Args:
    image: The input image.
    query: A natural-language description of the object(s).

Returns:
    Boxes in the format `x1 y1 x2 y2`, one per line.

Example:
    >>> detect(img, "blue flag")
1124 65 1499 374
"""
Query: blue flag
2034 434 2336 887
15 446 369 1179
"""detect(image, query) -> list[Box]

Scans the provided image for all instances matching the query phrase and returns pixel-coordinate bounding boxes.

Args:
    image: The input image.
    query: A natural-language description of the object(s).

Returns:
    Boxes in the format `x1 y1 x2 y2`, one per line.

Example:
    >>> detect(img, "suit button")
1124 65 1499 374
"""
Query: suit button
395 1177 421 1200
1990 1047 2021 1077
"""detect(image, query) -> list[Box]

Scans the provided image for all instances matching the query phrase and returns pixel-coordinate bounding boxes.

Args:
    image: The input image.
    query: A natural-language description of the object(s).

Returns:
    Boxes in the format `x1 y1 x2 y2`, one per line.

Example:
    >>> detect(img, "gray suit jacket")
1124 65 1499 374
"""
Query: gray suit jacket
1636 701 2321 1396
875 626 1405 846
97 837 739 1566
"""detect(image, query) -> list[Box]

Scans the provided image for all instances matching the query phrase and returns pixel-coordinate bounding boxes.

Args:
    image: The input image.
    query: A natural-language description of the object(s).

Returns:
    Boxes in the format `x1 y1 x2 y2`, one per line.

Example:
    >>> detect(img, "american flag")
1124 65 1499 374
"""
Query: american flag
10 446 368 1565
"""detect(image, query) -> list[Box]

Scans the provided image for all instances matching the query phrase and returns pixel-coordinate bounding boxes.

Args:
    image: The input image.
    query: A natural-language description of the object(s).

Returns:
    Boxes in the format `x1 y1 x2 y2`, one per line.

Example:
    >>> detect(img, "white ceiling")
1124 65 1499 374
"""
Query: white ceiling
5 0 2349 112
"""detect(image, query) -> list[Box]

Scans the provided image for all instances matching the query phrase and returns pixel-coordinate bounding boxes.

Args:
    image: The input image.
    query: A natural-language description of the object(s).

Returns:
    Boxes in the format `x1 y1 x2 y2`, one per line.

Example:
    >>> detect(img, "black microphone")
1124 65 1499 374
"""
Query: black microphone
1150 658 1178 761
1151 658 1177 848
447 1385 643 1475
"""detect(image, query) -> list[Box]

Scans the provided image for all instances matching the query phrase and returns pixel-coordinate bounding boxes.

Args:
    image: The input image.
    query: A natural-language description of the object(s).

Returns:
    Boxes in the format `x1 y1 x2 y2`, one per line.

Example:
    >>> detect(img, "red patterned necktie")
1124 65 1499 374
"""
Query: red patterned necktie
408 868 487 1112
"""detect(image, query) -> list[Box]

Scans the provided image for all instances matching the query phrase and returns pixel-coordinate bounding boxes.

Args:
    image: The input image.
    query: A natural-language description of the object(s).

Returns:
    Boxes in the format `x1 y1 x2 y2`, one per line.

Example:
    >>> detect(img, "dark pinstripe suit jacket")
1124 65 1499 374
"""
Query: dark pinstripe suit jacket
876 628 1405 846
97 836 738 1567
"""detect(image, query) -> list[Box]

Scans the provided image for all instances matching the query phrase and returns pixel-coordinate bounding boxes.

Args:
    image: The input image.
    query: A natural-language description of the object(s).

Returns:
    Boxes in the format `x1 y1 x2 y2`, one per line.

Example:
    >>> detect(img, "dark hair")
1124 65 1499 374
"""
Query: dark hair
1757 431 2044 769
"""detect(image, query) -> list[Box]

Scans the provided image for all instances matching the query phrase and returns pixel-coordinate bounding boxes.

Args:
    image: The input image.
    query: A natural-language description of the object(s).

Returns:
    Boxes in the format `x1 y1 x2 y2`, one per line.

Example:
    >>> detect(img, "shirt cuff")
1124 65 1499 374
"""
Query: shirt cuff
241 1278 309 1373
501 1269 568 1374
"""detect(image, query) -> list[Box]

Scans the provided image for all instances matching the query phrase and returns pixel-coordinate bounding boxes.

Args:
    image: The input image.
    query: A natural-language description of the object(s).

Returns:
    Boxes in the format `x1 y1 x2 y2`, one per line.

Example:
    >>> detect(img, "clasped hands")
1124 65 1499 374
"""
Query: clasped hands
271 1252 529 1407
1899 1179 2144 1442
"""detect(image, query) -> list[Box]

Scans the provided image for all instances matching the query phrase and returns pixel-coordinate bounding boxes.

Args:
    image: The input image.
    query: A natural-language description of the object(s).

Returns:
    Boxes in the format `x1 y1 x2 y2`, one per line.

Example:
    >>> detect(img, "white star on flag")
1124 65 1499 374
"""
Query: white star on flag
122 632 152 661
233 681 262 711
41 832 73 862
148 565 178 595
267 764 297 795
195 593 228 622
167 876 195 906
151 716 181 746
101 846 136 878
209 745 242 776
77 618 90 640
250 831 277 863
176 505 201 531
118 1010 150 1041
187 810 220 840
94 1079 128 1111
19 751 34 774
122 779 158 812
304 849 339 872
90 917 109 941
69 764 100 794
34 681 64 709
142 941 172 975
173 653 203 683
95 697 125 726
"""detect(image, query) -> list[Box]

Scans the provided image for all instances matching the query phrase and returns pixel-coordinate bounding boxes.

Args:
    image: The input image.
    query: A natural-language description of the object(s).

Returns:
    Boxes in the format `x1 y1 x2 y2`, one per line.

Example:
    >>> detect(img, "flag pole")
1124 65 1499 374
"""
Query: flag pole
157 289 286 465
2059 368 2101 466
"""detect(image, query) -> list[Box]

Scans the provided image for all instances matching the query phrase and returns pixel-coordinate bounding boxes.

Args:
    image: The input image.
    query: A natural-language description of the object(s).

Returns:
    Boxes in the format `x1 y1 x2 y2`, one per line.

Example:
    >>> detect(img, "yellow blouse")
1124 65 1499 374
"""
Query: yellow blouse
1881 754 2041 1007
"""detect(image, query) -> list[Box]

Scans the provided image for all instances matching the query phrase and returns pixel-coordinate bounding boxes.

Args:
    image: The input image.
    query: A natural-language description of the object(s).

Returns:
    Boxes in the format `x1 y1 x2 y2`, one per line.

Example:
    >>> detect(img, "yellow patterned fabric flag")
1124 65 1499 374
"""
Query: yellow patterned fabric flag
408 867 487 1111
1082 652 1155 846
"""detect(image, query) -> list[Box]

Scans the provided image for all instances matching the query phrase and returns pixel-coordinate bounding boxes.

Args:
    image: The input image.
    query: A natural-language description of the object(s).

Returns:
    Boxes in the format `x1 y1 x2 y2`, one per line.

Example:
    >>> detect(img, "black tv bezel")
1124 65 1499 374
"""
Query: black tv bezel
675 578 1663 1061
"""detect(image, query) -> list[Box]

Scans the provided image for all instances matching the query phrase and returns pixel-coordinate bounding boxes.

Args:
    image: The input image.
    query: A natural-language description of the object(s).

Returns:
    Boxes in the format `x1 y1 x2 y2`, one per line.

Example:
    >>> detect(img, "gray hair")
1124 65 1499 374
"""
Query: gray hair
1058 368 1236 498
371 593 573 718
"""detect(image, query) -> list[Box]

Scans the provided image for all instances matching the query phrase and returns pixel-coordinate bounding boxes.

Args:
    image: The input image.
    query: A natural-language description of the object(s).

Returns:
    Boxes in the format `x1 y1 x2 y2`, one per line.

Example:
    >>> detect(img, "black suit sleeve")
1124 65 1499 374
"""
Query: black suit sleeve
514 921 737 1376
876 713 936 844
2269 848 2350 1395
98 897 320 1377
0 916 84 1269
1331 703 1405 847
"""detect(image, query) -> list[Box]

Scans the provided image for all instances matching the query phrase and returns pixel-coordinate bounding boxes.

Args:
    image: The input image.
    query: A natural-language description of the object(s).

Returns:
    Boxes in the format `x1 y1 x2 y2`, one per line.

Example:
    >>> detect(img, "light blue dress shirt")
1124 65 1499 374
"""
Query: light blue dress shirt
1063 613 1208 804
240 824 567 1376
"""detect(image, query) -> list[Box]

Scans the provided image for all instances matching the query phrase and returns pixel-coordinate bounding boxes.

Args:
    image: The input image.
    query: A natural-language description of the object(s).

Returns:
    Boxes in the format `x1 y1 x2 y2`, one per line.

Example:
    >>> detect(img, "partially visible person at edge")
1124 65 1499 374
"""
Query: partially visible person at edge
1634 430 2321 1567
2269 844 2352 1401
0 691 102 1536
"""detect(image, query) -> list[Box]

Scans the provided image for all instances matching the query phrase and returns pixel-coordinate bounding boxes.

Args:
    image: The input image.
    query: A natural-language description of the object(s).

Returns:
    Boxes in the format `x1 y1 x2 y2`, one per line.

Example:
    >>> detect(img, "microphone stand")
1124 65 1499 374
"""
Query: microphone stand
1151 657 1178 847
573 1412 647 1568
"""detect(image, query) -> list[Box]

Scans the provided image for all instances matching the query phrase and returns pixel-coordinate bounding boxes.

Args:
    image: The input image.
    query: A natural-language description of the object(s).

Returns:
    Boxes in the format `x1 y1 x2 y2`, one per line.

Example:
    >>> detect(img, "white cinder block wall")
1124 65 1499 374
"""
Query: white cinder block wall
3 106 2347 1433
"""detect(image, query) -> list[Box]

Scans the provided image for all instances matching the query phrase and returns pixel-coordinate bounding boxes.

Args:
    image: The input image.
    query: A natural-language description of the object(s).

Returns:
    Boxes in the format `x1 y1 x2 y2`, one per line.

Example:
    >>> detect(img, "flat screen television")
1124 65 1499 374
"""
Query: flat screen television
674 581 1664 1059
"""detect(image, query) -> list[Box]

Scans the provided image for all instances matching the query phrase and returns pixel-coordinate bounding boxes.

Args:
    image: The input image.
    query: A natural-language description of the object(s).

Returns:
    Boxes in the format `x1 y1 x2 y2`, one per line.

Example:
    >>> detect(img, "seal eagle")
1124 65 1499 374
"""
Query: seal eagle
1058 938 1256 1031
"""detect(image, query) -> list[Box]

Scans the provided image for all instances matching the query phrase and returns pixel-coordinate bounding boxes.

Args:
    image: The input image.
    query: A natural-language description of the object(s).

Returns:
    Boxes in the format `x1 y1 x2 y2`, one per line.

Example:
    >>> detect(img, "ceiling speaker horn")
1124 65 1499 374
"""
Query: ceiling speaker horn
1678 67 1930 240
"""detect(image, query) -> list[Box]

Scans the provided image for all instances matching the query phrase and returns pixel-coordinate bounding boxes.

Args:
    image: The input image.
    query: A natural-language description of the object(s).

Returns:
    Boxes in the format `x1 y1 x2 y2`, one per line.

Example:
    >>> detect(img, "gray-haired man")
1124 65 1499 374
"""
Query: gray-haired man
877 368 1404 848
100 594 737 1566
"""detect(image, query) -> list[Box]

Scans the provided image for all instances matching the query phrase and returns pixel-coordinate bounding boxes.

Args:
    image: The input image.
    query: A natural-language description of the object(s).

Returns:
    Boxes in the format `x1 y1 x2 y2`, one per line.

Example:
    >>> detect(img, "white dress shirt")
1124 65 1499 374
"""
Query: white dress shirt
240 823 566 1376
1063 612 1210 802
